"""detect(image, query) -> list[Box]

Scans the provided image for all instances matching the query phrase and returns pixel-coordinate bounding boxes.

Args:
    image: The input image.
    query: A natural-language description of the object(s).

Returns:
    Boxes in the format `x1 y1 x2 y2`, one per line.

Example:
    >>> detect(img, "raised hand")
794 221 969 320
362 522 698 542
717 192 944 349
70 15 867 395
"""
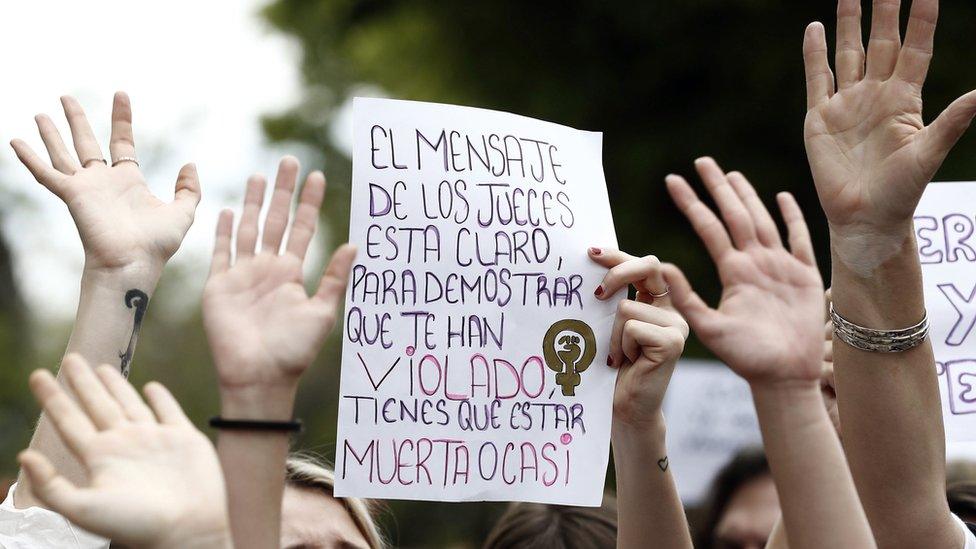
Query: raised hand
803 0 976 270
662 158 824 385
9 93 200 275
590 249 688 427
18 355 231 549
204 157 356 549
592 249 694 549
203 156 356 394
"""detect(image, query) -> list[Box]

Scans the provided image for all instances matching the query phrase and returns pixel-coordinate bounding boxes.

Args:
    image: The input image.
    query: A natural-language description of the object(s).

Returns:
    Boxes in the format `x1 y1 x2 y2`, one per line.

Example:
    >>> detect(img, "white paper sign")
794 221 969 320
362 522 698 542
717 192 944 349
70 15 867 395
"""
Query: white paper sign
917 182 976 442
334 98 620 505
663 360 762 504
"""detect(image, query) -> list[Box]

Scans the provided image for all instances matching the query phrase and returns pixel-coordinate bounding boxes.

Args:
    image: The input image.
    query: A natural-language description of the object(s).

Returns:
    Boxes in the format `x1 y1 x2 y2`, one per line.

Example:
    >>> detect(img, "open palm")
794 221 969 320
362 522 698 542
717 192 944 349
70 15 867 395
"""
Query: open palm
663 159 824 383
202 157 356 387
802 0 976 238
19 358 229 548
10 93 200 272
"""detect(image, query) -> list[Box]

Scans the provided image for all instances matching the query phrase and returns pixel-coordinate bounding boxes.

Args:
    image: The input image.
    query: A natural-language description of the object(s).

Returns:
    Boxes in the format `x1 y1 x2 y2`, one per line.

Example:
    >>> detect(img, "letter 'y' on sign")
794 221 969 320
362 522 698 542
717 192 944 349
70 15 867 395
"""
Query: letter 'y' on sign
334 98 621 506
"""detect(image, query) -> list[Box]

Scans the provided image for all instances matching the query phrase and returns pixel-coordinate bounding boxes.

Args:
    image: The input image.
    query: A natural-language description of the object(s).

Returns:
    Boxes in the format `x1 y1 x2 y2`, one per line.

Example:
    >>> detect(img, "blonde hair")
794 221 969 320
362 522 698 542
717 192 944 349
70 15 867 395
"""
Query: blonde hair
285 454 386 549
483 494 618 549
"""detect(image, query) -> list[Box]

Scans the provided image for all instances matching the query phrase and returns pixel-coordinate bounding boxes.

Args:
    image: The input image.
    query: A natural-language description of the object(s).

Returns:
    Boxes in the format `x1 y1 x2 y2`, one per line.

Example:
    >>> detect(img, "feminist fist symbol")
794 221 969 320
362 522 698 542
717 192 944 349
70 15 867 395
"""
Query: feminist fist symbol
543 319 597 397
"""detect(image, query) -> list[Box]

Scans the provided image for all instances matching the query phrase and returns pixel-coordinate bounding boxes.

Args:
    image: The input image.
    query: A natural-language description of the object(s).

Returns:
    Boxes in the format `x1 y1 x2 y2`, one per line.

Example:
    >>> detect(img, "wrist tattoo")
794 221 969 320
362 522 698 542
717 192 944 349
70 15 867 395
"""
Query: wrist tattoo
657 456 669 472
119 289 149 378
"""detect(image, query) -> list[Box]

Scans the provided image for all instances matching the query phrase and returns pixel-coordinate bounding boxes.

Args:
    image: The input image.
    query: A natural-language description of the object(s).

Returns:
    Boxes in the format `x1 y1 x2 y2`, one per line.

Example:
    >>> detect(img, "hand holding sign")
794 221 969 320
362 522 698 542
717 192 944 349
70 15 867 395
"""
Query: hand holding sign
588 249 688 429
662 159 824 385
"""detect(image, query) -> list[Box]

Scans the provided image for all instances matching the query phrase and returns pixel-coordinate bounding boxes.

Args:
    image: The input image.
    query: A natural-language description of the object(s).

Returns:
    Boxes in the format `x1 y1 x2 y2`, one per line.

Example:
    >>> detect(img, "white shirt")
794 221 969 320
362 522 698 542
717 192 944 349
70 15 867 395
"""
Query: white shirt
955 513 976 549
0 483 107 549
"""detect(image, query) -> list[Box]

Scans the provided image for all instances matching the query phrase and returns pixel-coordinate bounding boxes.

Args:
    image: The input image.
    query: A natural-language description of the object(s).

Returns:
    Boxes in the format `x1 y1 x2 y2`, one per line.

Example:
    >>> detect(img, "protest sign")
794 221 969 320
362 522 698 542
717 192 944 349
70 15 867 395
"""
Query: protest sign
663 359 762 504
334 98 620 505
916 182 976 442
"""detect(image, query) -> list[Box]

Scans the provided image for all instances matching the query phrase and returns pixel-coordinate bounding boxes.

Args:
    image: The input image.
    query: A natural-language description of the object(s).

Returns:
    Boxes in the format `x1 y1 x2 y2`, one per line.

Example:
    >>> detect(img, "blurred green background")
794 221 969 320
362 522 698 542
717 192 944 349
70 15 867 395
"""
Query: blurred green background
3 1 976 546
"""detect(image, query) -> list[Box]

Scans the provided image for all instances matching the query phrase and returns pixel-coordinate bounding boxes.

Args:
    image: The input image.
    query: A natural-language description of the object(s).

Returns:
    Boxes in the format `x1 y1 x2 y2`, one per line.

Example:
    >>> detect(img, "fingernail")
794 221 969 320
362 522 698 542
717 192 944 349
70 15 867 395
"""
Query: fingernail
589 247 602 256
594 286 604 297
607 355 613 367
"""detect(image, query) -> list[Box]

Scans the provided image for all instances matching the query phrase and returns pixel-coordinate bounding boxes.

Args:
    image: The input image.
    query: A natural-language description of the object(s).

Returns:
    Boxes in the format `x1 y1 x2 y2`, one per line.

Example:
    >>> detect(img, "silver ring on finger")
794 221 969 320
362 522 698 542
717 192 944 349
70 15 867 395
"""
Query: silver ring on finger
81 157 107 167
112 156 139 167
649 286 671 299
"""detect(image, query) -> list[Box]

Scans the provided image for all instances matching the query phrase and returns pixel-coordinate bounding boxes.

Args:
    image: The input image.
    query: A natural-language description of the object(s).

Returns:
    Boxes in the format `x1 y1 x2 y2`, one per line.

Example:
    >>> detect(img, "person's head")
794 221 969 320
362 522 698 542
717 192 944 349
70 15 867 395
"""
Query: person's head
483 494 617 549
282 454 385 549
696 448 779 549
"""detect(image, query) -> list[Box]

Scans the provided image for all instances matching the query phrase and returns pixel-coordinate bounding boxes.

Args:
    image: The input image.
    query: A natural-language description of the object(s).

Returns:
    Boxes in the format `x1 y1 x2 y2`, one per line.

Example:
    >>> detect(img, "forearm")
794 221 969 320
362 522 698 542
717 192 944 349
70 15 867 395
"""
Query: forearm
830 229 957 549
217 383 297 549
612 414 692 549
15 266 158 509
751 382 874 549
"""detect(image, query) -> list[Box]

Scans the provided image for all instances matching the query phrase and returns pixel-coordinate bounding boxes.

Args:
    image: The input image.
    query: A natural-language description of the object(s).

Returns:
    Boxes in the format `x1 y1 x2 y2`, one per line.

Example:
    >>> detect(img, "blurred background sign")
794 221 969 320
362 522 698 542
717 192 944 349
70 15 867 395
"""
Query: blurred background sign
664 360 762 505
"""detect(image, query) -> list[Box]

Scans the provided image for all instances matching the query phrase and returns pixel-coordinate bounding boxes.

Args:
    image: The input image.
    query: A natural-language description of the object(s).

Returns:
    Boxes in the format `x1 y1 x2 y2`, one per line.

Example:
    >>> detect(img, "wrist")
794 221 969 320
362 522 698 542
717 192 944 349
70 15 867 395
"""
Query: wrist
612 411 667 450
830 228 925 327
81 262 162 292
827 221 916 279
153 525 233 549
750 378 821 398
219 382 299 421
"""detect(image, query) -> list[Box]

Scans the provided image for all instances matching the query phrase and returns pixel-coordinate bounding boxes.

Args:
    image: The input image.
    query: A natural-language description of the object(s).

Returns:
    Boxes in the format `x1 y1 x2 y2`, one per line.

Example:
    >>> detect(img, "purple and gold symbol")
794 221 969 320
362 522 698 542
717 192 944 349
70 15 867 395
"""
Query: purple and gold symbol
543 319 597 397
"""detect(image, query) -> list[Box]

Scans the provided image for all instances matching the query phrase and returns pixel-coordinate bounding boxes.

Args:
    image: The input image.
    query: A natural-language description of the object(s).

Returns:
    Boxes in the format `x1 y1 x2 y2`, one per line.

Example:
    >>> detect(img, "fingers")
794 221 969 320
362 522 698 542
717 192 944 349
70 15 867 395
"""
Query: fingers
109 91 137 162
28 369 96 458
236 174 267 259
665 175 733 262
865 0 902 80
142 382 191 426
172 163 202 221
587 247 637 270
894 0 937 87
94 365 155 423
210 209 235 275
62 355 126 430
776 192 817 266
694 158 758 248
661 263 721 336
9 139 66 196
610 299 687 367
803 22 835 110
920 90 976 170
261 156 300 255
315 243 358 311
835 0 866 89
60 96 104 166
34 114 79 174
621 319 686 369
18 450 89 521
285 171 326 260
726 171 782 248
595 254 666 300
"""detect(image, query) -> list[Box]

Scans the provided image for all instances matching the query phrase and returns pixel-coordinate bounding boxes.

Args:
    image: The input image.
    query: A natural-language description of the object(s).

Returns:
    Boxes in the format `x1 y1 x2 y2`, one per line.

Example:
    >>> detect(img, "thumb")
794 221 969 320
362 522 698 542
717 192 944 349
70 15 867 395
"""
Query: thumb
661 263 719 336
172 163 202 218
18 449 90 522
921 90 976 171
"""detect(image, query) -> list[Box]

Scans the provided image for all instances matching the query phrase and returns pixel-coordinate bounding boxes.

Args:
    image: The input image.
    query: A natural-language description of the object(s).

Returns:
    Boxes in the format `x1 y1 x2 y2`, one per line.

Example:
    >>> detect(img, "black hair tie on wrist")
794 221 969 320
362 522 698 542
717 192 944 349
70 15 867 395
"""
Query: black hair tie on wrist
209 416 303 433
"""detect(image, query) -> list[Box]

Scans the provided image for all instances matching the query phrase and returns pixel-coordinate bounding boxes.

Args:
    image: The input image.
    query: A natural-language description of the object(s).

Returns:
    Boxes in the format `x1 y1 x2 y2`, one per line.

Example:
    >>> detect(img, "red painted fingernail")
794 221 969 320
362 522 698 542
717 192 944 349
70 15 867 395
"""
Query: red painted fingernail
589 247 602 255
607 355 613 366
594 286 604 297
